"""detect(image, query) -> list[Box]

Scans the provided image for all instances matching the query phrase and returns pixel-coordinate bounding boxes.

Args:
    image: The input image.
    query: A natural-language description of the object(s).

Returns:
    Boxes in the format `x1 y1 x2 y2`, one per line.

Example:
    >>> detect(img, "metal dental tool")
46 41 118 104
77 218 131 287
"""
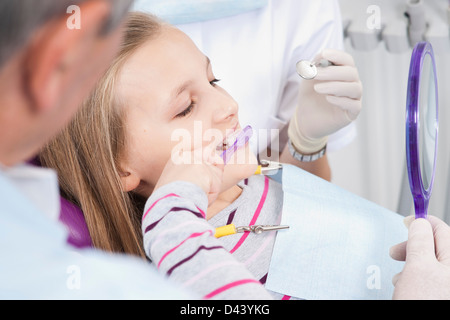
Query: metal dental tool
296 59 333 80
215 224 290 238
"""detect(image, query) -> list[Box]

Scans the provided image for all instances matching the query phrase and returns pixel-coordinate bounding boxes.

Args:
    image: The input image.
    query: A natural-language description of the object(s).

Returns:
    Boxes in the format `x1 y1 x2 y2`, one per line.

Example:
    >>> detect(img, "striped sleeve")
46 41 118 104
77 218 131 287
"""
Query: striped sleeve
142 181 273 300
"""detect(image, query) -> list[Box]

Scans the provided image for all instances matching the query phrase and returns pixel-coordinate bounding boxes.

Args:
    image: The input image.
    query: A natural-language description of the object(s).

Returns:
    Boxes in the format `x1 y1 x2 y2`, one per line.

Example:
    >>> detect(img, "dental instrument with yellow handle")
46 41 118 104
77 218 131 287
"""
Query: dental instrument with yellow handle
215 224 289 238
255 160 283 175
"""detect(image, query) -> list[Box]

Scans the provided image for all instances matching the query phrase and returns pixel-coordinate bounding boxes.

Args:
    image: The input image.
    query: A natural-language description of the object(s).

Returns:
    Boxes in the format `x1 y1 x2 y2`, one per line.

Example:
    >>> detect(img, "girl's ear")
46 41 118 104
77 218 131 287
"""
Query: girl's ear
119 168 141 192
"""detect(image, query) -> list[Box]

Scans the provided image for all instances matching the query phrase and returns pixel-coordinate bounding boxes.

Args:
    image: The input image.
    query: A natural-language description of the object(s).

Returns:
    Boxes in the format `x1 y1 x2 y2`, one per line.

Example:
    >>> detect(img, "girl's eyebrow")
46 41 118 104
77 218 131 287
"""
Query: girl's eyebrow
170 56 212 102
171 80 193 102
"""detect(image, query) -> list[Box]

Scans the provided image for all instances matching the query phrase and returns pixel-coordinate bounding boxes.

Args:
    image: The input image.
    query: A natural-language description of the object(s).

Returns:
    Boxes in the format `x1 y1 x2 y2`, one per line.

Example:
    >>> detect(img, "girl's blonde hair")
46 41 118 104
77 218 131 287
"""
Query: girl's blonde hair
40 12 165 258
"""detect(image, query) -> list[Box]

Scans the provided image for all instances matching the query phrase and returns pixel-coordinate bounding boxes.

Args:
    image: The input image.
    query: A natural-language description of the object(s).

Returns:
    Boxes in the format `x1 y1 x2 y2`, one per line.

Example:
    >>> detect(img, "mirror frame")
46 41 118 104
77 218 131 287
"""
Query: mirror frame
406 41 439 219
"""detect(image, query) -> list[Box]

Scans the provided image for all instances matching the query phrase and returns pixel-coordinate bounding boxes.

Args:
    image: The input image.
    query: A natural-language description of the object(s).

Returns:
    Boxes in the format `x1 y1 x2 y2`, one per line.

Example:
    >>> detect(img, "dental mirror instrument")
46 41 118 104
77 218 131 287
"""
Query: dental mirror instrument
296 59 333 80
406 41 439 219
220 125 253 164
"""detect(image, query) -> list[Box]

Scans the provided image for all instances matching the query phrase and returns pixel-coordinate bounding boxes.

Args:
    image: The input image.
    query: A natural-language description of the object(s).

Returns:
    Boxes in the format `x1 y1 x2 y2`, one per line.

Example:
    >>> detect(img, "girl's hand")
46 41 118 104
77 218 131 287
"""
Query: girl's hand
154 142 225 205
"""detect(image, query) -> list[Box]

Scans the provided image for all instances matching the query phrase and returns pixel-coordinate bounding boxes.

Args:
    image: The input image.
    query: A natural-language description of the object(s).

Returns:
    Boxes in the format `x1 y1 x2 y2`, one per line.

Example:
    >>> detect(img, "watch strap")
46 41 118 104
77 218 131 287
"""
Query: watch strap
288 139 327 162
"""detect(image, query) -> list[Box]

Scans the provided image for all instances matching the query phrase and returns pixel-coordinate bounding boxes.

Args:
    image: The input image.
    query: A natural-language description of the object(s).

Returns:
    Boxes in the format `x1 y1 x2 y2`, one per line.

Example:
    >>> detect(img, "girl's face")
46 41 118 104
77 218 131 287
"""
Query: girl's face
117 27 257 197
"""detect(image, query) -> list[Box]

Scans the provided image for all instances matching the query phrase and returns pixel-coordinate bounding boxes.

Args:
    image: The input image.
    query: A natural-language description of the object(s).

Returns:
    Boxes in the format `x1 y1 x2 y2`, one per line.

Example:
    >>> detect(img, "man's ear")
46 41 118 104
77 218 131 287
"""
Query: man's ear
23 0 112 113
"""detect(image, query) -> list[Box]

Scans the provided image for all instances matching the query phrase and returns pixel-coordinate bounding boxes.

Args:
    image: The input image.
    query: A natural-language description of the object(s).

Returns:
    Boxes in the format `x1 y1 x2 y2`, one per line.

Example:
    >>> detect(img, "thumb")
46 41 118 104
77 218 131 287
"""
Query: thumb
406 218 436 263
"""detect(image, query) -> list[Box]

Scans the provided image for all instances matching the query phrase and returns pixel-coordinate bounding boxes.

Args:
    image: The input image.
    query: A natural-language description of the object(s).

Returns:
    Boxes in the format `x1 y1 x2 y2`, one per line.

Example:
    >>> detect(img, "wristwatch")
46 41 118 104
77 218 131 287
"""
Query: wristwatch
287 139 327 162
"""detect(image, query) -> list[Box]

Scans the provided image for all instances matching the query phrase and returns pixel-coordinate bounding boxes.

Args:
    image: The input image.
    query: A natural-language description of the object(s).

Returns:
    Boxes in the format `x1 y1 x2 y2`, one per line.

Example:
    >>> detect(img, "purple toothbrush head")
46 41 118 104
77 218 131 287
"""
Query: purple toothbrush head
220 125 253 164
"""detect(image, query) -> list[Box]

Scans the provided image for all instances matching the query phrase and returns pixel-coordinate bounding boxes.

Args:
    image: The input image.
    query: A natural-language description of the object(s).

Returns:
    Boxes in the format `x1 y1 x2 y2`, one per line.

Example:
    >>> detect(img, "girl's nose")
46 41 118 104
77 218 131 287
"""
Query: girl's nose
212 94 238 123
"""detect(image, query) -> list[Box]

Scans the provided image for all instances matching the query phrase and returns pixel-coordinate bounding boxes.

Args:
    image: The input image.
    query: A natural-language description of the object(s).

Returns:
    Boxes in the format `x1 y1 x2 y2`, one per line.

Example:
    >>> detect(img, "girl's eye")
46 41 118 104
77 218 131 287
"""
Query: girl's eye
176 102 195 118
210 79 221 87
175 80 220 119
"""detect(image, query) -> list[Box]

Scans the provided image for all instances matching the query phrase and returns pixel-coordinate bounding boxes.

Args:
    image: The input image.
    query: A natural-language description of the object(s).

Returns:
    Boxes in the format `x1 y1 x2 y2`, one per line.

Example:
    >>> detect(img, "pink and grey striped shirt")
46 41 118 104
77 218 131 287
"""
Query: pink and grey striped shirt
142 175 292 300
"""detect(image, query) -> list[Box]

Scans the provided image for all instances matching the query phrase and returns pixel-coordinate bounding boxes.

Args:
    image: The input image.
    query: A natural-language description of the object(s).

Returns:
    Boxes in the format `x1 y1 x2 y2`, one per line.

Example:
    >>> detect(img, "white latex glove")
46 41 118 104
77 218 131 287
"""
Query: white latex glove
390 216 450 300
288 49 363 154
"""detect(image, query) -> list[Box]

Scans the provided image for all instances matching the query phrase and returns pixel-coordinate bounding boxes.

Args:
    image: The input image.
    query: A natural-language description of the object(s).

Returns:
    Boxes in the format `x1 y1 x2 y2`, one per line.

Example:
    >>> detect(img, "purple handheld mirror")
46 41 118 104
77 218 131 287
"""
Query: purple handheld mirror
220 125 253 164
406 42 439 219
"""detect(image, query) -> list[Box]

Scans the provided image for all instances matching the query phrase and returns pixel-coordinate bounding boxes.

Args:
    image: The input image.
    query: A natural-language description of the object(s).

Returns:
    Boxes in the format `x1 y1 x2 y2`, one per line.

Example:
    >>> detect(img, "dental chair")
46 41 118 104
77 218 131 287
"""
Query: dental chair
59 196 92 249
30 157 92 249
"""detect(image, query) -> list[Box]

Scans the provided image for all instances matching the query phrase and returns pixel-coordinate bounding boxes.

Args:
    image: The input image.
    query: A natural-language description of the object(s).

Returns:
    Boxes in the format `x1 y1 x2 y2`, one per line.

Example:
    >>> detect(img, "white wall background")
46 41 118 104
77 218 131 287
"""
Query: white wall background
330 0 450 221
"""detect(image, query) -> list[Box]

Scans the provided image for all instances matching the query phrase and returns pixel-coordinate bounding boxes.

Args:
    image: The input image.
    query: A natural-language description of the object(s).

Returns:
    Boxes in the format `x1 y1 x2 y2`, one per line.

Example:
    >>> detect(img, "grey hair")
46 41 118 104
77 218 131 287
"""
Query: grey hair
0 0 134 69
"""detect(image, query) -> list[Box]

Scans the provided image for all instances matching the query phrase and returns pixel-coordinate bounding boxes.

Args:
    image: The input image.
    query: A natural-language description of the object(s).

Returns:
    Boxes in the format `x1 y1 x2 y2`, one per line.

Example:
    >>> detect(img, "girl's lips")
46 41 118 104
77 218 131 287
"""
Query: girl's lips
218 125 253 164
217 127 242 151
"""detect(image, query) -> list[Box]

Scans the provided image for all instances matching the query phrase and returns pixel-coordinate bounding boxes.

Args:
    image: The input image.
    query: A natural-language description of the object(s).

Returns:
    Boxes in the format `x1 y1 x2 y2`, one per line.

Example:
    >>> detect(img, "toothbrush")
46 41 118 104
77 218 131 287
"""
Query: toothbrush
220 125 253 164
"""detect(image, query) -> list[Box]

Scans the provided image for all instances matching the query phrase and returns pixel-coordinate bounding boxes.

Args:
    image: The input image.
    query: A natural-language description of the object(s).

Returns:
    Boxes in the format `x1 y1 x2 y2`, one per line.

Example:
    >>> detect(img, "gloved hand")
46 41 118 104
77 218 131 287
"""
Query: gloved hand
288 49 363 154
390 216 450 300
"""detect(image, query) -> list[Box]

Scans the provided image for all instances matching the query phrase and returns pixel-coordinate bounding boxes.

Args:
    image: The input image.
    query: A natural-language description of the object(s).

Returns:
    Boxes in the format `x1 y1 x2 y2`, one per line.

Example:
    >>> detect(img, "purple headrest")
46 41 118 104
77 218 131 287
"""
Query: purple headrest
29 157 92 249
59 197 92 249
